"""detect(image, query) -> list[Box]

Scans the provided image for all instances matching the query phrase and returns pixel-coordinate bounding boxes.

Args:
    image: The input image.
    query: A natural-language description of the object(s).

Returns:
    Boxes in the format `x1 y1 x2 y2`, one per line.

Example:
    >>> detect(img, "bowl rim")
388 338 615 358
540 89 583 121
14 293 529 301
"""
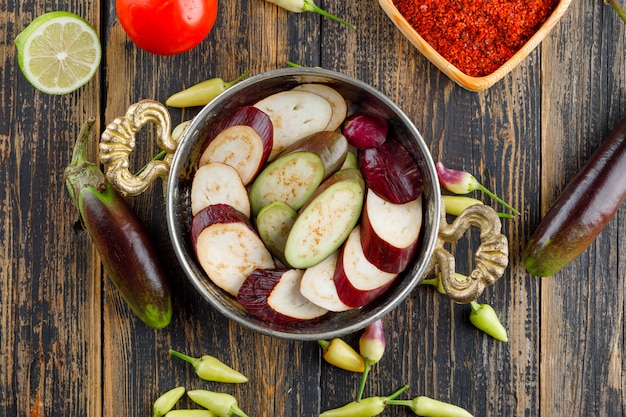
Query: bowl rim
379 0 573 91
165 67 441 340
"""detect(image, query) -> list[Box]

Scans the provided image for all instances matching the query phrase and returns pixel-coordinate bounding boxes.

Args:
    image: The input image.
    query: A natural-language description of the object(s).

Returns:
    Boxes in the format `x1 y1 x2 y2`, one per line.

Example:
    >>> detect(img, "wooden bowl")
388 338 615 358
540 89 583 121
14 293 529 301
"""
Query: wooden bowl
379 0 572 91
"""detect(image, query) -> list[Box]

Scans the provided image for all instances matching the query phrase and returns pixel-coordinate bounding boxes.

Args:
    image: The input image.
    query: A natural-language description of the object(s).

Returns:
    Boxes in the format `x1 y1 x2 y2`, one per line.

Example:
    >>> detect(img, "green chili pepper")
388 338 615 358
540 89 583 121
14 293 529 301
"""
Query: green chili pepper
356 319 386 402
318 339 365 373
169 349 248 383
421 272 470 295
153 386 186 417
165 410 218 417
187 390 248 417
469 301 508 342
442 195 514 219
165 71 251 108
319 385 408 417
387 395 474 417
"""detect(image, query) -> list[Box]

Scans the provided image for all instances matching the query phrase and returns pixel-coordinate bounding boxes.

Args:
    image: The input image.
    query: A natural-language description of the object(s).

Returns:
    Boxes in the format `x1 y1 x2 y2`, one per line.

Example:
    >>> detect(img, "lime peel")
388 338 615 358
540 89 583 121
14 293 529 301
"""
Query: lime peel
15 11 101 95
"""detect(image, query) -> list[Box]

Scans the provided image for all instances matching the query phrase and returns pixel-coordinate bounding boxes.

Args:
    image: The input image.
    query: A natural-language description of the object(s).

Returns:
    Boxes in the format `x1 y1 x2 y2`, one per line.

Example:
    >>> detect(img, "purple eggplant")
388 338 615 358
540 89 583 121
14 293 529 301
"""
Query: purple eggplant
524 114 626 276
64 118 172 328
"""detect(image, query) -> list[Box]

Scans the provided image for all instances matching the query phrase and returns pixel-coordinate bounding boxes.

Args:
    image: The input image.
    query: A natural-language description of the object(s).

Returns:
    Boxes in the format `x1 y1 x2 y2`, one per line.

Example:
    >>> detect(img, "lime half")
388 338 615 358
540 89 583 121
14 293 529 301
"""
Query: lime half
15 11 101 95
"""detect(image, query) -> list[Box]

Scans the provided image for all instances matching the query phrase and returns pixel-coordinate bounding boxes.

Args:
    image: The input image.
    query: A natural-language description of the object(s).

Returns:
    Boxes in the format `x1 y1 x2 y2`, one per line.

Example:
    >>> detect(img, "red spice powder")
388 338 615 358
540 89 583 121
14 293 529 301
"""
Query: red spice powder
393 0 560 77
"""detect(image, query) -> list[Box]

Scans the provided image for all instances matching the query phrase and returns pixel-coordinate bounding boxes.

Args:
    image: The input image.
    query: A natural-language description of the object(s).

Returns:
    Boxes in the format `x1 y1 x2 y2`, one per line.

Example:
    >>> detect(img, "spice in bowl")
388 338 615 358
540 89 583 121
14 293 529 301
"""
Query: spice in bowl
392 0 560 77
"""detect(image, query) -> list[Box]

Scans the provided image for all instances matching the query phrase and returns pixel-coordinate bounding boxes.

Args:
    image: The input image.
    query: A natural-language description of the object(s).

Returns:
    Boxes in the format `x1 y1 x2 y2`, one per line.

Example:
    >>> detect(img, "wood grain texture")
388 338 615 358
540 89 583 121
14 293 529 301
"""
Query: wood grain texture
1 0 625 416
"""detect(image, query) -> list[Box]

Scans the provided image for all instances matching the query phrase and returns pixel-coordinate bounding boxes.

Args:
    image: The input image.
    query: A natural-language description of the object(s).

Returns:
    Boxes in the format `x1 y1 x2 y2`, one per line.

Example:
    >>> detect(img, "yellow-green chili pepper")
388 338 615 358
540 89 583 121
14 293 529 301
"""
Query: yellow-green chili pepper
169 350 248 383
165 71 251 108
356 319 386 402
442 195 513 219
153 386 186 417
187 390 248 417
469 301 508 342
319 385 408 417
318 339 365 373
387 395 474 417
165 410 218 417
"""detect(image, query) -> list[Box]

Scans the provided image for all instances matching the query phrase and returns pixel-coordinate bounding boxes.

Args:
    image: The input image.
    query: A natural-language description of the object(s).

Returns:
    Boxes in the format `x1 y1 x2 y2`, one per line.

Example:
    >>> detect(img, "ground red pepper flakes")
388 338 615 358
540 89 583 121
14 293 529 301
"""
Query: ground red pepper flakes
393 0 560 77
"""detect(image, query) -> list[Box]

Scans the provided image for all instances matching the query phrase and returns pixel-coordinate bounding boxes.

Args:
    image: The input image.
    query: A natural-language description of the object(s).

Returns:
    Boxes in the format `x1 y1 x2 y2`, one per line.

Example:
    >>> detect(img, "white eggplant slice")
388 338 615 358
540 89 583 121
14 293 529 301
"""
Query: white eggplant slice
277 130 349 180
334 225 398 308
248 151 325 217
300 250 352 312
191 162 251 217
197 106 273 183
256 200 298 267
198 125 267 185
292 84 348 132
237 269 328 323
360 192 422 273
284 168 365 269
253 90 333 159
191 204 274 296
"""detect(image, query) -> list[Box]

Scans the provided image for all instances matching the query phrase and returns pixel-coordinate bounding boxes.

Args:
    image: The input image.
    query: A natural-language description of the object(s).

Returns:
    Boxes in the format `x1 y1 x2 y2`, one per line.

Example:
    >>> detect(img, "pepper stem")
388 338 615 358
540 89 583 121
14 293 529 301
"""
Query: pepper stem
476 184 519 215
386 385 410 401
606 0 626 23
302 0 355 28
169 349 200 368
355 363 371 402
225 70 251 89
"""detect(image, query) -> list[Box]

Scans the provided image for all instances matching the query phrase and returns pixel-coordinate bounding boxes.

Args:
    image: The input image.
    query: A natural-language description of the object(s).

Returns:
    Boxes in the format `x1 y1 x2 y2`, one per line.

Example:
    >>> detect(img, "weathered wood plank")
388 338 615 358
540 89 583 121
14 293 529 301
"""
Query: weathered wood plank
539 0 626 415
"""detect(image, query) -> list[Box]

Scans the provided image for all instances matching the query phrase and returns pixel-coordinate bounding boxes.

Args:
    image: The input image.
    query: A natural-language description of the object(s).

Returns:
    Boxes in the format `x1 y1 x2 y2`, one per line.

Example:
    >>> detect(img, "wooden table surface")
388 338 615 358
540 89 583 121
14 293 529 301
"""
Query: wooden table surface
2 0 625 416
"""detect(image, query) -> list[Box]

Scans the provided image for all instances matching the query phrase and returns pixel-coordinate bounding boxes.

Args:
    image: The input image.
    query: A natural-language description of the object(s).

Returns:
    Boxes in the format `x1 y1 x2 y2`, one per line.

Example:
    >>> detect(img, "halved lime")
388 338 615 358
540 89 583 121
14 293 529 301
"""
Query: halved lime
15 11 101 95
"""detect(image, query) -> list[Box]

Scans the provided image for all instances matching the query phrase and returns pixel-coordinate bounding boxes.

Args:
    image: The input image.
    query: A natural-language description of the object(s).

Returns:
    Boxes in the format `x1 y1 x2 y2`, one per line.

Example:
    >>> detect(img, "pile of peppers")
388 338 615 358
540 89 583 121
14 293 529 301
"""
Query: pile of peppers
153 350 250 417
318 320 474 416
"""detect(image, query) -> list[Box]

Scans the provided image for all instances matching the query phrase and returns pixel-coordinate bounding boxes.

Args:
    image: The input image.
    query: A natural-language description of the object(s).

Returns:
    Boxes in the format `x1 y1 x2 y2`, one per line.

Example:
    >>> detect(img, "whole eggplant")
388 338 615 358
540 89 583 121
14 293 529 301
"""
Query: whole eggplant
64 117 172 328
524 114 626 277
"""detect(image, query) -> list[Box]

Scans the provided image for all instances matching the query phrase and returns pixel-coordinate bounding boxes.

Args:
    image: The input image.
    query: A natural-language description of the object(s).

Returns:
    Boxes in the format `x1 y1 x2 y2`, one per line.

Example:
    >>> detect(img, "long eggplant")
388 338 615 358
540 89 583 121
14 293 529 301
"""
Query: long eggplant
524 114 626 277
64 117 172 328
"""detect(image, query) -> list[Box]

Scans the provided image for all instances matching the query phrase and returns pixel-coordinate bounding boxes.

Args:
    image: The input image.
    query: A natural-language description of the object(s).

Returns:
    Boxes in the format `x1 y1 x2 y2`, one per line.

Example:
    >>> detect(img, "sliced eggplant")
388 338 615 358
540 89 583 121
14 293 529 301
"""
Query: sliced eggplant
284 168 365 269
300 250 352 312
291 83 348 131
190 162 251 217
277 130 349 180
255 200 298 267
191 204 275 296
333 225 398 308
237 268 328 323
248 151 325 216
253 90 333 159
360 192 422 273
198 106 273 184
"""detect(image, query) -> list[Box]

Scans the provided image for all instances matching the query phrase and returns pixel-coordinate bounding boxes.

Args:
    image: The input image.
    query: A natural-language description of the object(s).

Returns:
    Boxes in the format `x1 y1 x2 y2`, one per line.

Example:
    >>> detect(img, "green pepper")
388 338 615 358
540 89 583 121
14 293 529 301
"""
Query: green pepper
153 386 186 417
187 390 248 417
165 71 251 108
319 385 408 417
442 195 513 219
387 395 474 417
356 319 386 402
169 349 248 383
165 410 218 417
469 301 508 342
318 339 365 373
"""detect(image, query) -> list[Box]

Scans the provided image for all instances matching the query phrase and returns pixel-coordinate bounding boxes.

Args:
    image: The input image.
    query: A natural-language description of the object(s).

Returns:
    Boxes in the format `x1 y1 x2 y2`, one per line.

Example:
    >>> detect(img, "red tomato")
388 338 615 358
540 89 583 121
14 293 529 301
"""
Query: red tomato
116 0 218 55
